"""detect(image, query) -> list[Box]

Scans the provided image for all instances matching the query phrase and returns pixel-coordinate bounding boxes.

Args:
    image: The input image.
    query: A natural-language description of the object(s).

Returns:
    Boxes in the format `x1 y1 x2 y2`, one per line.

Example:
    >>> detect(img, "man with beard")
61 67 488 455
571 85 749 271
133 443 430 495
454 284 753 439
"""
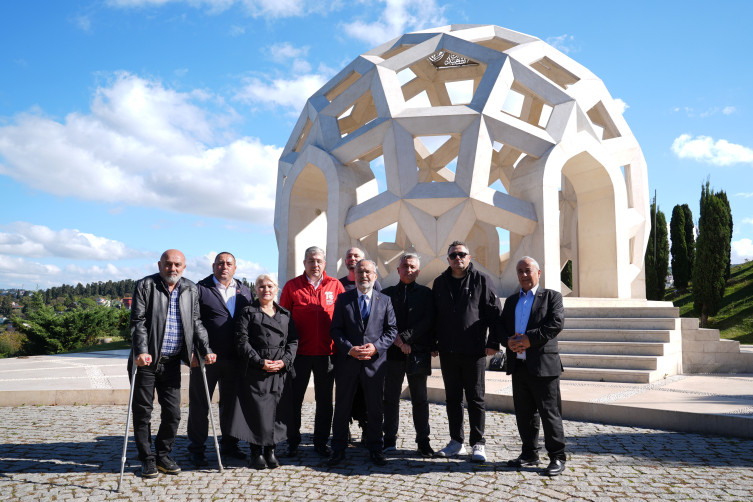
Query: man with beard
129 249 216 478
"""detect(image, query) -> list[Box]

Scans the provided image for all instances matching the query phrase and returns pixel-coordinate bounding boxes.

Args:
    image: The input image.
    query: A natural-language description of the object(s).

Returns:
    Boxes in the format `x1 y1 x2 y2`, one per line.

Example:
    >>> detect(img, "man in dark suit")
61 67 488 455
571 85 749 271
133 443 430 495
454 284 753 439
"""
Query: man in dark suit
486 256 567 476
328 259 398 466
187 252 255 466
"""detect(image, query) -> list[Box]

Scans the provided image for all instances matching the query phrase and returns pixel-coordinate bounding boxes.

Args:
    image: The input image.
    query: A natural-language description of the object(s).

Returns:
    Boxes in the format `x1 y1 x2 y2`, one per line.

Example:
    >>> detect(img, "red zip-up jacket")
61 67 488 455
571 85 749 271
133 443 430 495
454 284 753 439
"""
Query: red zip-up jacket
279 272 345 356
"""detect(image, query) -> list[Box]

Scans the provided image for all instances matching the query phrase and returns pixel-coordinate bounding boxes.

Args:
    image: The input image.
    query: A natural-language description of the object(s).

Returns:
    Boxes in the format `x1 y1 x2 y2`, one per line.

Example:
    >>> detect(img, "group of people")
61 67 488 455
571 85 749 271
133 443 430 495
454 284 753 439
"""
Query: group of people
128 241 567 480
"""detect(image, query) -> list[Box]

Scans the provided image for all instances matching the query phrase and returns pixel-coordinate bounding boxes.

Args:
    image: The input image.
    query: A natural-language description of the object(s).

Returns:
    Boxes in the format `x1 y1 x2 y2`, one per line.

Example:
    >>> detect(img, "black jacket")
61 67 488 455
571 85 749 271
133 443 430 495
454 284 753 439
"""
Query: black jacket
197 275 255 360
382 281 435 361
487 287 564 377
129 273 212 369
432 262 501 355
228 300 298 445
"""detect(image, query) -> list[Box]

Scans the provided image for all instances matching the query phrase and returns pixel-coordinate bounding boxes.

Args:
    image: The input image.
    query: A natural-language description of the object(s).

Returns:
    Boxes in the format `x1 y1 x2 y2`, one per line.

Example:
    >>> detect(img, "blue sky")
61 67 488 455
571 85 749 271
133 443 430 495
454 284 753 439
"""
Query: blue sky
0 0 751 289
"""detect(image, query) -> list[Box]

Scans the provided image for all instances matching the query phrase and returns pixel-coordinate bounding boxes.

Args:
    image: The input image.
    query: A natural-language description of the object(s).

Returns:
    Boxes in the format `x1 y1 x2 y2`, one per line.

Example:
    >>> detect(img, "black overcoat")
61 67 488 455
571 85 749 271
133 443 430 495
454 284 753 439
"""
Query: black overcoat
226 300 298 446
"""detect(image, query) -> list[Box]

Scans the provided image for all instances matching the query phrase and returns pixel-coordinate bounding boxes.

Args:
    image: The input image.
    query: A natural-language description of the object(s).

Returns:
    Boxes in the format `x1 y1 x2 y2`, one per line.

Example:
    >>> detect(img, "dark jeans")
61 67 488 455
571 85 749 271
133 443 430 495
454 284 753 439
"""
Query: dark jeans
288 354 335 448
383 359 430 444
512 362 566 460
439 352 486 446
187 359 240 453
129 358 182 462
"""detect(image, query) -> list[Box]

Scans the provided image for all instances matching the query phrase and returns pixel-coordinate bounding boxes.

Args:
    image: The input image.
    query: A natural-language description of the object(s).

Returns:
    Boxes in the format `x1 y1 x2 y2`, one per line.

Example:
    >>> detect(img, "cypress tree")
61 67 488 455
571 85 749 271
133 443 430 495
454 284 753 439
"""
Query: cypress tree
670 205 690 289
717 191 733 280
681 204 695 276
693 180 730 325
561 260 573 290
645 202 670 300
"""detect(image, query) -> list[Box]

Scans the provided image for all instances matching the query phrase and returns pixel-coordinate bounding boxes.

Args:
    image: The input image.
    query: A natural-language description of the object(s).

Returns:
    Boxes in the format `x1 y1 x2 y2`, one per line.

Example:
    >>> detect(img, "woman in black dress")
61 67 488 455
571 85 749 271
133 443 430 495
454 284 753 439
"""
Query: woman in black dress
227 274 298 469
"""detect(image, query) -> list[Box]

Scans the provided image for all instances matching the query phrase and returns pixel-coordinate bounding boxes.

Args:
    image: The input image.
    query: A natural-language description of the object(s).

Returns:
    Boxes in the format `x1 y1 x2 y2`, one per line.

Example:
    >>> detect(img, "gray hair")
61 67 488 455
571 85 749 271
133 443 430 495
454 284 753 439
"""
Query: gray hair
355 259 377 271
399 252 421 268
518 256 540 271
255 274 278 289
304 246 325 261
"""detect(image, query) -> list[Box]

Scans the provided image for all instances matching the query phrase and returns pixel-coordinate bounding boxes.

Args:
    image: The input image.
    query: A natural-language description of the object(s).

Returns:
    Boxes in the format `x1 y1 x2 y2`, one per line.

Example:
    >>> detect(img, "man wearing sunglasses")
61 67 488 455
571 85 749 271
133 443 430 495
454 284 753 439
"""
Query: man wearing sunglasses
432 241 501 463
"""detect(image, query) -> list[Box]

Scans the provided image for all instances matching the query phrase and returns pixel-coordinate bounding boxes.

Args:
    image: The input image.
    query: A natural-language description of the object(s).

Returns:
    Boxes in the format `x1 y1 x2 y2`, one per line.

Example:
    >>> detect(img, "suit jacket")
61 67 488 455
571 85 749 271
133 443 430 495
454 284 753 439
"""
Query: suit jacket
329 288 398 377
487 287 565 377
197 275 255 360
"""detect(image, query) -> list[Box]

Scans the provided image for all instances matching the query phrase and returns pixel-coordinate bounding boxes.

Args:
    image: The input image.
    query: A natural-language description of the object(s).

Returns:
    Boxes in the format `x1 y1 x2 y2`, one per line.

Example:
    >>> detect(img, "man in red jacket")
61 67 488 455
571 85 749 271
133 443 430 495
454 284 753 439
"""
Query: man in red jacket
279 246 345 457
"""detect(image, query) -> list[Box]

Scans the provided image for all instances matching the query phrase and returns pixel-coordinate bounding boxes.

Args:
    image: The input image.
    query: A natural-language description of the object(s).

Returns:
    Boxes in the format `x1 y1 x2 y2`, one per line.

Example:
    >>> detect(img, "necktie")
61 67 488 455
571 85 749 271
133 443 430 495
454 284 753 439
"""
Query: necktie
359 294 370 320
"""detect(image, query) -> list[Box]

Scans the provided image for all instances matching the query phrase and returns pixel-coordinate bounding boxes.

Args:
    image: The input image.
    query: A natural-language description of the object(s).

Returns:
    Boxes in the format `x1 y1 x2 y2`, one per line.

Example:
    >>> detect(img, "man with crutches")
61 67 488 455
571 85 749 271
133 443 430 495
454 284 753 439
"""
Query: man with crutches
126 249 217 479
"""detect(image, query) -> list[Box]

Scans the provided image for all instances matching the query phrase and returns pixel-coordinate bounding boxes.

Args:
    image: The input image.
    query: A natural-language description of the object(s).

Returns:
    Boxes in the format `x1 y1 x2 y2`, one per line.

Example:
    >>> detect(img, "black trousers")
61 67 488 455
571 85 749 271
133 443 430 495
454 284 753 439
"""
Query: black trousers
383 359 430 444
511 362 567 460
331 361 386 453
187 359 240 453
439 352 486 446
129 358 182 462
288 354 335 448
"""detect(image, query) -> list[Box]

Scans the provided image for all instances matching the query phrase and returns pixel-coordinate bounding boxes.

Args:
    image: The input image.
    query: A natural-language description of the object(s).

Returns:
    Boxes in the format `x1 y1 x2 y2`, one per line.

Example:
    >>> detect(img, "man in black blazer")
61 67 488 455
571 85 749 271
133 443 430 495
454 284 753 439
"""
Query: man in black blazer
486 256 567 476
187 252 255 466
328 259 398 466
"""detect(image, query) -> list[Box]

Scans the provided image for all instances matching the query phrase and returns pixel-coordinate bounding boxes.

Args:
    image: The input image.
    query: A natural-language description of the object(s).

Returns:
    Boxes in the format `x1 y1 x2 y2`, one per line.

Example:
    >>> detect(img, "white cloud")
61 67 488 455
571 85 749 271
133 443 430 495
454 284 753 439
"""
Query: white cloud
174 68 189 77
742 217 753 226
105 0 332 19
614 98 629 115
0 222 150 260
723 106 736 115
229 25 245 36
736 192 753 198
546 34 578 54
73 15 92 32
342 0 447 46
235 66 333 111
269 42 309 60
700 107 718 118
731 238 753 264
0 72 281 225
670 134 753 166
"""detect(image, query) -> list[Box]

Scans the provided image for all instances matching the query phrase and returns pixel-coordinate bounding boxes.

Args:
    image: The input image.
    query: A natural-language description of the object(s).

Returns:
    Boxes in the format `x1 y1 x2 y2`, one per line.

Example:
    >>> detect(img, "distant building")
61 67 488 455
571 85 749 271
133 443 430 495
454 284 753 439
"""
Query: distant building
122 297 133 309
11 302 19 309
96 297 111 307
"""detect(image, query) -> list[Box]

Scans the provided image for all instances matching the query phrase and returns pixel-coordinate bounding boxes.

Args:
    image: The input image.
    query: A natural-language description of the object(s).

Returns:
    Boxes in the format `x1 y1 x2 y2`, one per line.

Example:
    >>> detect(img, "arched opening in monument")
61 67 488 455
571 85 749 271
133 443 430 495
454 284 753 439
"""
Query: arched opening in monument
560 151 620 298
287 163 329 278
414 134 460 182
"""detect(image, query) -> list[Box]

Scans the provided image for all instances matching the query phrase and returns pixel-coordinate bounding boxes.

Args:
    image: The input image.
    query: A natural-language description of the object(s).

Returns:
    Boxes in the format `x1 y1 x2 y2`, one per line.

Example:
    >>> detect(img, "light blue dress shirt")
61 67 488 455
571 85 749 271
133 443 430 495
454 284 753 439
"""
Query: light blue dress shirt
513 284 538 360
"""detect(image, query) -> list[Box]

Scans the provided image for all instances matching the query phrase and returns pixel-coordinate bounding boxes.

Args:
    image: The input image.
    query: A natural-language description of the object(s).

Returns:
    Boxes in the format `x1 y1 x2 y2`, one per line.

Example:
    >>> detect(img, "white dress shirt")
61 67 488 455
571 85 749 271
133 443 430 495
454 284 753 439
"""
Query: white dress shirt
514 284 539 360
213 276 237 317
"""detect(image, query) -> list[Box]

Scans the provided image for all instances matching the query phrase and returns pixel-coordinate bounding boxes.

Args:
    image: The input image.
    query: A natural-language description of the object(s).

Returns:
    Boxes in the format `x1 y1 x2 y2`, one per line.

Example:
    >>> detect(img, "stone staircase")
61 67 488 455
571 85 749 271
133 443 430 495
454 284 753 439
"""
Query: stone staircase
560 299 683 383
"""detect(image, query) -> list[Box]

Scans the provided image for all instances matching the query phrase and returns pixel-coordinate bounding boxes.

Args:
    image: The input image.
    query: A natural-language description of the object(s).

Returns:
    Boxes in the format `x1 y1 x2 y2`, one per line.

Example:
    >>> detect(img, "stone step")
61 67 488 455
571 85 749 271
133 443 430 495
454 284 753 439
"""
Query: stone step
565 317 678 330
564 306 679 319
560 353 658 370
559 341 669 356
562 366 656 384
560 329 674 343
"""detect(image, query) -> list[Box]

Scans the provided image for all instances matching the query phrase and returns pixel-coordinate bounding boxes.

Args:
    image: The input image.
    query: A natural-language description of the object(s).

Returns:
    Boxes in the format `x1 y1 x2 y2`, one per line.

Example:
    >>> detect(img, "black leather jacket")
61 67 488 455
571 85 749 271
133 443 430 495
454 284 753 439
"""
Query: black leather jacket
382 281 435 361
129 273 212 368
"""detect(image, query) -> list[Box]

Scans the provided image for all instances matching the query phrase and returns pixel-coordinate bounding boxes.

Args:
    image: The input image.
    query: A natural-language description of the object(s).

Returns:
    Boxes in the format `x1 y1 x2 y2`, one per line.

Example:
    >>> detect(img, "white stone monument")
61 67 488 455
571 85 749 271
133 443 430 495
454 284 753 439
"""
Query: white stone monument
274 24 650 299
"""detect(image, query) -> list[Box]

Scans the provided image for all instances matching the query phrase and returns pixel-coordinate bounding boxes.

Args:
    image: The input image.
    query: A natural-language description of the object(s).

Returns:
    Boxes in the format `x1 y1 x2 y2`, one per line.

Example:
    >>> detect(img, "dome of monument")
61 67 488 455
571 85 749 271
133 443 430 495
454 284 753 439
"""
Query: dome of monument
275 24 649 298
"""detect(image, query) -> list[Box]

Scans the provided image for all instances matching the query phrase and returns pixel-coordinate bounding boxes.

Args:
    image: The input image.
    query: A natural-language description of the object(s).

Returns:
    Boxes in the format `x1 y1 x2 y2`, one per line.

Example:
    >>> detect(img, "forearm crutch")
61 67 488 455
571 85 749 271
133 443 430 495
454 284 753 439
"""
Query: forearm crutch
117 357 138 492
199 357 224 474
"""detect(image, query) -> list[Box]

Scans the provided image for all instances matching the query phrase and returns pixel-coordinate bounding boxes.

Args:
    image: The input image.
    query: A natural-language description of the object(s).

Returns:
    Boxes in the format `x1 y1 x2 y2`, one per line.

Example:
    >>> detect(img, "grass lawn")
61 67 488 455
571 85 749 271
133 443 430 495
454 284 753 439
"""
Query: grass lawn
62 337 130 353
670 260 753 345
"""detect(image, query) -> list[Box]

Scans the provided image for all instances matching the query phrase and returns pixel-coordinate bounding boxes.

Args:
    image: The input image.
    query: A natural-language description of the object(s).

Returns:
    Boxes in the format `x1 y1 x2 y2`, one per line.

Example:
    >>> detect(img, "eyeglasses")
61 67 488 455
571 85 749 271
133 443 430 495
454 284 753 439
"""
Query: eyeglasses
448 252 468 260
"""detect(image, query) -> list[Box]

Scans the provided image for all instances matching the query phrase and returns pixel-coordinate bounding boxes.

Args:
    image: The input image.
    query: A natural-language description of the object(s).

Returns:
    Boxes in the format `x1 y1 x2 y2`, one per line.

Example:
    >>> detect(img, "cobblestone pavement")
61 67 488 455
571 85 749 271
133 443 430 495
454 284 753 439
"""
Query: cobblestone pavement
1 402 752 501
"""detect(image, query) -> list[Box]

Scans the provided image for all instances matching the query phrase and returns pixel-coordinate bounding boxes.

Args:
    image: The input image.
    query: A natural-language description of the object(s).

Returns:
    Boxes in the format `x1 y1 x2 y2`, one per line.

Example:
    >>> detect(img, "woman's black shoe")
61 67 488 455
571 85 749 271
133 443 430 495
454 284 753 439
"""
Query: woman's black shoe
249 445 267 470
264 446 280 469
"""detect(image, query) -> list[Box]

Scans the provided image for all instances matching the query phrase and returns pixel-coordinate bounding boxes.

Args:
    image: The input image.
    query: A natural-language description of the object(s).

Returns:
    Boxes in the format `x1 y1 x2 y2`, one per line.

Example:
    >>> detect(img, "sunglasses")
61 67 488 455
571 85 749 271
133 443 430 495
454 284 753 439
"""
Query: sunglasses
448 252 468 260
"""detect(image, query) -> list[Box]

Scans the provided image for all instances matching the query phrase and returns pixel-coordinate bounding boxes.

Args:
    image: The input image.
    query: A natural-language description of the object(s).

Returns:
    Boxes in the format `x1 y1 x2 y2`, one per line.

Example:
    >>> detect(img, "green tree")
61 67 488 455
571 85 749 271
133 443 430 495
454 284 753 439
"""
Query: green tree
560 260 573 290
645 202 669 300
681 204 695 275
79 298 97 309
693 180 730 325
670 205 690 289
717 191 733 279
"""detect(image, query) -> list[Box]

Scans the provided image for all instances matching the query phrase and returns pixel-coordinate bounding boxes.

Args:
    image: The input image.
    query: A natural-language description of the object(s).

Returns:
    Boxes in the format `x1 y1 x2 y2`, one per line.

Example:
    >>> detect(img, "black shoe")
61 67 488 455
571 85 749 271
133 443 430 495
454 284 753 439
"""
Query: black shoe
370 451 387 467
249 446 266 470
285 444 299 458
383 438 397 452
141 459 158 478
327 450 346 466
314 444 332 457
544 458 566 476
264 446 280 469
156 456 181 475
188 452 209 467
507 454 541 468
417 442 434 458
221 446 247 460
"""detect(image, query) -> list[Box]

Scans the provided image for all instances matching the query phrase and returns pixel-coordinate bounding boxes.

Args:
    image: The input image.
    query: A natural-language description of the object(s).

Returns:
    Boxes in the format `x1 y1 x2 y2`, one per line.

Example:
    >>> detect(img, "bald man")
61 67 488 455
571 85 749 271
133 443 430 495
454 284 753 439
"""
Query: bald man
129 249 216 479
